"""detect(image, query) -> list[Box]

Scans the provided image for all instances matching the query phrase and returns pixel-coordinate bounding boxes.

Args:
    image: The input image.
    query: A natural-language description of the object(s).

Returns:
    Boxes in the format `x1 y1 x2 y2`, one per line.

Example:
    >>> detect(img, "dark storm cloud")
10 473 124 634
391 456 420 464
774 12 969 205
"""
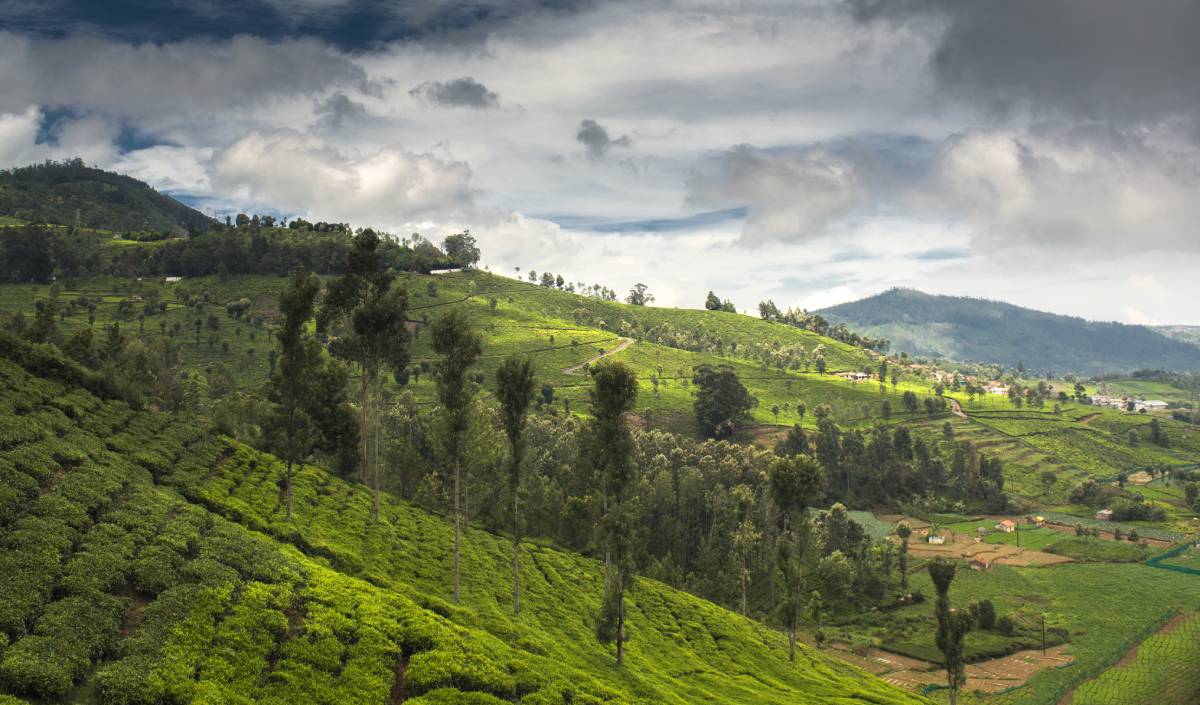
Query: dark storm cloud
575 119 630 159
410 78 499 109
849 0 1200 127
0 33 371 118
313 92 368 129
0 0 597 51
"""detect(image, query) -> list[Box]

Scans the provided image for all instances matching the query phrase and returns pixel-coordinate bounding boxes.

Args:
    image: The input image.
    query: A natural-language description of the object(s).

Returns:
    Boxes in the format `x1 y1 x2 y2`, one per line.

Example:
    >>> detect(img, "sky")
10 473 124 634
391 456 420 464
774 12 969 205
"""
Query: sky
2 0 1199 324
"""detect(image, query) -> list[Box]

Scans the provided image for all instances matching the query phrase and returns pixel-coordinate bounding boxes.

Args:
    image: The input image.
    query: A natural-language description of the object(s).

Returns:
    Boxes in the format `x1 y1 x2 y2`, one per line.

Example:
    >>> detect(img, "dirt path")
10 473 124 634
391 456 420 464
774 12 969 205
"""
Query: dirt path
1077 413 1101 424
823 641 1073 695
949 398 967 418
561 337 634 374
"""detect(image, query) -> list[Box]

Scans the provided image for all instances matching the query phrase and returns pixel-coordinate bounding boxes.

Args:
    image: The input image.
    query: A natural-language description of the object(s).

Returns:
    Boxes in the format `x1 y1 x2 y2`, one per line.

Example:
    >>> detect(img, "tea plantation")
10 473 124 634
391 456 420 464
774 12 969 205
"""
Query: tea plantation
0 347 929 705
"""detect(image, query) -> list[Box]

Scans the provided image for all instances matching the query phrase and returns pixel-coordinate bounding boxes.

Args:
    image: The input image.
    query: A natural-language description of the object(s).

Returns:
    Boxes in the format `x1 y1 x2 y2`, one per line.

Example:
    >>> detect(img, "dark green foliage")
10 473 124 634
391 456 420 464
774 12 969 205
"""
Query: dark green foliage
692 363 755 439
0 160 214 234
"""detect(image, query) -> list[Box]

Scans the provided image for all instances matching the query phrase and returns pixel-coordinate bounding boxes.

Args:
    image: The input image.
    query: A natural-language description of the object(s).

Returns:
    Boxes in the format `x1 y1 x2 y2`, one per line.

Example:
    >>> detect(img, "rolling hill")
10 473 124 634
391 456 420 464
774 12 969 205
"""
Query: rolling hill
0 334 928 705
818 288 1200 375
0 160 214 235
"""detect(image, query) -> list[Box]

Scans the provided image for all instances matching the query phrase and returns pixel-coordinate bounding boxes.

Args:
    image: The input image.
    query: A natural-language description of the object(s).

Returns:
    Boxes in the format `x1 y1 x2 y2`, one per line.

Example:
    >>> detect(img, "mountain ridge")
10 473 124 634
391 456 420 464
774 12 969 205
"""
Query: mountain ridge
817 287 1200 374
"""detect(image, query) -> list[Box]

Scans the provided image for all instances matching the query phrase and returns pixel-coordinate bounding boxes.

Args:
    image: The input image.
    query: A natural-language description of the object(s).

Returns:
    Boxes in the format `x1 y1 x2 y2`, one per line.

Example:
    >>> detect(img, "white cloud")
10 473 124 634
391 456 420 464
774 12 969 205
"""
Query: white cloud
207 129 475 223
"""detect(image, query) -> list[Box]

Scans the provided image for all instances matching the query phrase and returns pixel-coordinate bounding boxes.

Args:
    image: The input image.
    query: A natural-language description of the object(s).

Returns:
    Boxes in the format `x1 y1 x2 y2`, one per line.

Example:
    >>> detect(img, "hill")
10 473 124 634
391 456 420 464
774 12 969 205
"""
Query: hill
0 336 927 705
818 288 1200 375
0 160 214 235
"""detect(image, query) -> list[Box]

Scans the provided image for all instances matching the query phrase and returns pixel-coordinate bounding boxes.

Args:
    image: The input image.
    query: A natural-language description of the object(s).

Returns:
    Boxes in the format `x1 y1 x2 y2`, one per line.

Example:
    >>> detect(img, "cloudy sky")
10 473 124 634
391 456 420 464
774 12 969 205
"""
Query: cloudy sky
2 0 1199 323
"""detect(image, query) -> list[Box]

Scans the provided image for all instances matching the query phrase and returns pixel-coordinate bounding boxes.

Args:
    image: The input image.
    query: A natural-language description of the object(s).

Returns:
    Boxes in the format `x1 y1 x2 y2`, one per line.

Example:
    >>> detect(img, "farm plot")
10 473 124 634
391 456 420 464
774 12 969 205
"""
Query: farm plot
1070 612 1200 705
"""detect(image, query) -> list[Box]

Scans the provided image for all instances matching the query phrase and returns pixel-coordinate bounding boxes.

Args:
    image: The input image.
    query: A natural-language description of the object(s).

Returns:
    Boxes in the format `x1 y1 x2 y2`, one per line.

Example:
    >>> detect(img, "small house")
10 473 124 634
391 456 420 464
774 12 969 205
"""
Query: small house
430 268 464 275
927 534 946 545
969 558 992 571
1095 508 1114 521
1034 516 1045 527
995 520 1016 533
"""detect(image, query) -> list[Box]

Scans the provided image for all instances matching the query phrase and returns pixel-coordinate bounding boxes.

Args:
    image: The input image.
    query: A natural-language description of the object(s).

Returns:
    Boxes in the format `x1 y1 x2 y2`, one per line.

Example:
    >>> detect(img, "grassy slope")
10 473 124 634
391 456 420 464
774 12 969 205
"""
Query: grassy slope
0 352 927 705
2 270 1195 506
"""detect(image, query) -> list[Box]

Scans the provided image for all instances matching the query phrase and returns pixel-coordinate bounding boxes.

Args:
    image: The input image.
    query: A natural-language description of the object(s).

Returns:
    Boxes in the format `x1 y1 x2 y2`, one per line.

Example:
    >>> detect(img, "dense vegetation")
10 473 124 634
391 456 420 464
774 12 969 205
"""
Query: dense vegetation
0 339 927 705
0 161 214 234
819 288 1200 375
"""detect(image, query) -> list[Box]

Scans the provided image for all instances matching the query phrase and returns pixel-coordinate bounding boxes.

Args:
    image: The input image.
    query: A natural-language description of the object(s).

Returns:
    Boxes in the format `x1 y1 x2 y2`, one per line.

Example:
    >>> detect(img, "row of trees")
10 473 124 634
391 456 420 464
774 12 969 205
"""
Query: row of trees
0 225 479 283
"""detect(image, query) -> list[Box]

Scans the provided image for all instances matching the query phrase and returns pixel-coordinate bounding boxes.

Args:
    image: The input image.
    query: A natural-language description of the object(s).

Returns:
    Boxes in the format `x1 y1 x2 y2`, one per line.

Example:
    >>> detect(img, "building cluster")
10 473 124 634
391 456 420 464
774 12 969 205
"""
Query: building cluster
1089 395 1168 412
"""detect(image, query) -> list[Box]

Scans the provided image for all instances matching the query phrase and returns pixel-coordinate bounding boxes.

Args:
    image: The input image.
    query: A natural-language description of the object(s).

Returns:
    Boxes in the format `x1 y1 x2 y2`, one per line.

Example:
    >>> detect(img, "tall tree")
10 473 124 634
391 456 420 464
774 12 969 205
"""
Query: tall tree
588 360 639 665
929 557 971 705
264 271 328 520
496 355 536 615
769 454 826 661
318 230 410 520
432 309 483 603
896 521 912 592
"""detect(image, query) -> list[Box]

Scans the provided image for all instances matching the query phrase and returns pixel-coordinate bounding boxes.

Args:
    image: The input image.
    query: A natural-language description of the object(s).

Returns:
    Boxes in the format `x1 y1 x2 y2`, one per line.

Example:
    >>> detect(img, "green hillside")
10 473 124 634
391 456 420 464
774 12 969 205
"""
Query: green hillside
818 288 1200 375
0 160 214 235
0 338 927 705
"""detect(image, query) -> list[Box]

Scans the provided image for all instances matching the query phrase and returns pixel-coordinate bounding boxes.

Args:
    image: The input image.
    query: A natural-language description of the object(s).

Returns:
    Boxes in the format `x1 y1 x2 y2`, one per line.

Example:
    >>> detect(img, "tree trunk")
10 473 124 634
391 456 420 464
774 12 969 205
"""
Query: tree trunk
359 369 369 484
453 455 461 603
740 556 748 617
513 482 521 615
285 458 293 521
372 388 381 523
788 628 796 662
616 585 624 666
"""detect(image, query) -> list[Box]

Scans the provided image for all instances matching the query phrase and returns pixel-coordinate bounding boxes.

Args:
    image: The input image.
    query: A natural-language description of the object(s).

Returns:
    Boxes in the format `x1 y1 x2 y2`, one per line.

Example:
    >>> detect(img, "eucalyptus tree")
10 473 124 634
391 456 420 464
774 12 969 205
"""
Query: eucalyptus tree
432 309 483 603
929 557 972 705
588 360 639 665
264 270 356 520
496 354 536 615
318 230 410 521
769 454 826 661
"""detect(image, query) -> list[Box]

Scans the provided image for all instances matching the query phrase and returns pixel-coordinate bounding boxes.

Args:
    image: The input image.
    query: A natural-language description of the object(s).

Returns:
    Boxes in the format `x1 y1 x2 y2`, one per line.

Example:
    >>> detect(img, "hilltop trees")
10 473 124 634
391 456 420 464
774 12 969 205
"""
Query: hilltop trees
693 364 755 439
587 360 639 665
496 355 537 615
625 283 654 306
318 230 410 521
432 309 484 603
705 291 737 312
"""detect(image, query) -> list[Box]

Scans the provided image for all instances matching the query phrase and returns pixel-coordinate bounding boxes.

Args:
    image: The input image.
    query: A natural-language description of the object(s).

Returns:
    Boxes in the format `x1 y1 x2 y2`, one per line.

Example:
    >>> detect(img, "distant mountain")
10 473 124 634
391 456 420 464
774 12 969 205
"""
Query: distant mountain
817 288 1200 374
0 159 214 234
1154 325 1200 348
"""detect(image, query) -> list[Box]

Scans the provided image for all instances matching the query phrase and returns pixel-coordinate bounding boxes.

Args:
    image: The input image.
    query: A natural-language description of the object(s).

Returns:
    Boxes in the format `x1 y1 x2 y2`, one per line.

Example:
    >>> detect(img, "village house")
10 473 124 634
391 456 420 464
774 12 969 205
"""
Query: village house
1095 508 1114 521
970 557 992 571
995 519 1017 533
839 372 871 383
986 382 1009 395
927 533 946 545
1136 400 1169 412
